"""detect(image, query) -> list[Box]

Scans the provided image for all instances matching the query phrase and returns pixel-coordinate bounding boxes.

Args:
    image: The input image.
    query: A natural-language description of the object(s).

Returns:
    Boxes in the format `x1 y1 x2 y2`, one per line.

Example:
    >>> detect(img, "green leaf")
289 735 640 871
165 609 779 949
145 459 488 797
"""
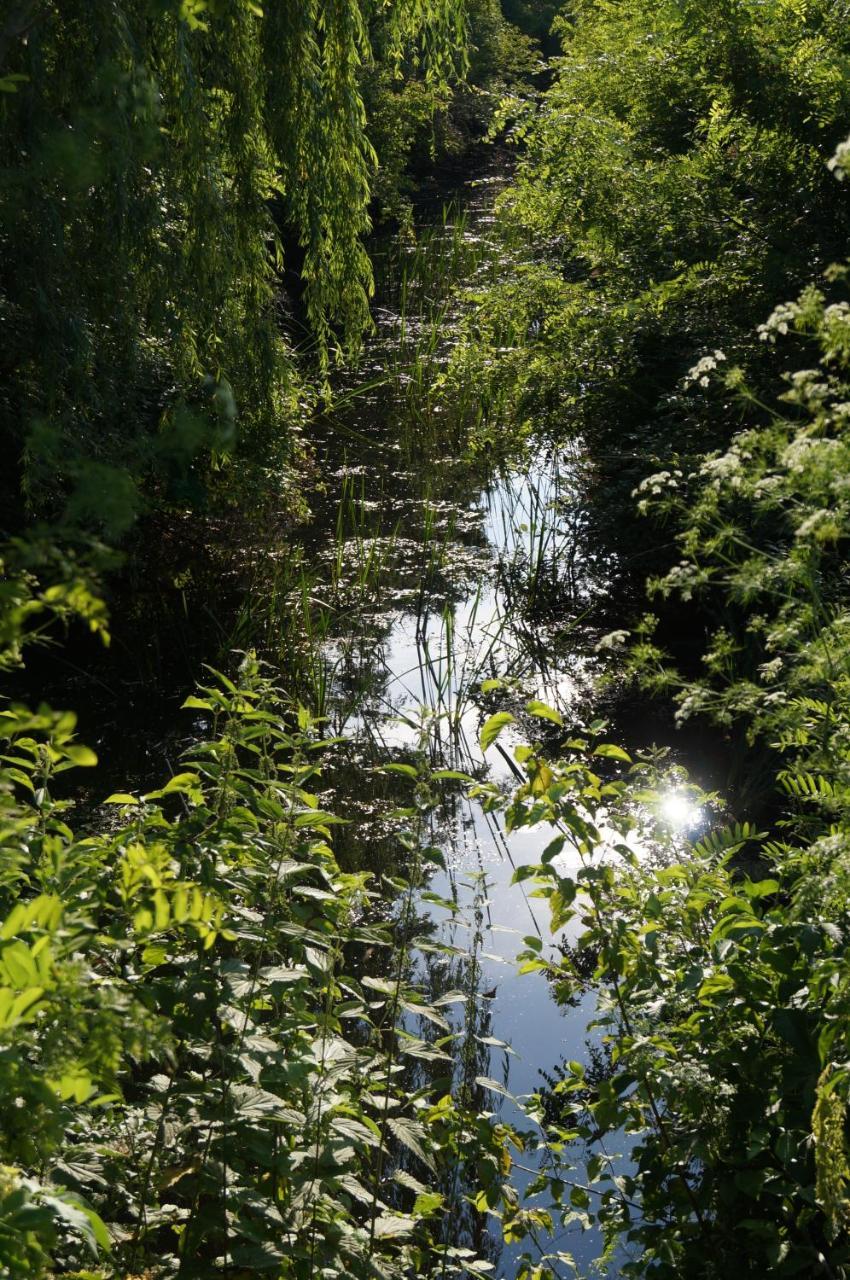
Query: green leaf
43 1194 110 1256
525 699 563 726
474 1075 513 1099
480 711 515 752
413 1191 444 1217
393 1169 430 1196
380 763 418 779
63 745 98 767
374 1214 414 1238
741 878 780 899
591 744 631 762
387 1117 437 1171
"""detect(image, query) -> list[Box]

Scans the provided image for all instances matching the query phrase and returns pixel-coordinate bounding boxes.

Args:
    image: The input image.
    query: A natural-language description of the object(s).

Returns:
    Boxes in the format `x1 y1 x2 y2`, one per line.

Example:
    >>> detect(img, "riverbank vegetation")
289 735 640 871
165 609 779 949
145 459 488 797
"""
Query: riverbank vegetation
3 0 850 1276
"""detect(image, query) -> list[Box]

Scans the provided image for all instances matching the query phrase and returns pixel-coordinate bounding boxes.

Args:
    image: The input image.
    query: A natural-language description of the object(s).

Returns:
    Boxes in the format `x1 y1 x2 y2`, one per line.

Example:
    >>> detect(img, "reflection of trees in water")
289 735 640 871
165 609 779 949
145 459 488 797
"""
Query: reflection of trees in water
538 1040 615 1132
413 885 505 1270
547 940 599 1010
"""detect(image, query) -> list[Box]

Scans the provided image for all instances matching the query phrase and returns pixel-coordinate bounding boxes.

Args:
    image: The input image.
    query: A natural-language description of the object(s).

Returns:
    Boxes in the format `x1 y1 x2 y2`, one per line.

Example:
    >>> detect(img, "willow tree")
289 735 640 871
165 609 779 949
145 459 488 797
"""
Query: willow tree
0 0 469 535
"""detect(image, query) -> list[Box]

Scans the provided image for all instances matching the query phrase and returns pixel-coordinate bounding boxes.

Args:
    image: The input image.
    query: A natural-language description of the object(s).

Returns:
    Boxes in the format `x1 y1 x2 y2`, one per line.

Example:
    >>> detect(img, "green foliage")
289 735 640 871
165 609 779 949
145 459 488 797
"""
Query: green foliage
365 0 540 223
0 0 473 534
449 0 850 477
0 561 530 1277
483 138 850 1277
499 725 850 1274
634 256 850 776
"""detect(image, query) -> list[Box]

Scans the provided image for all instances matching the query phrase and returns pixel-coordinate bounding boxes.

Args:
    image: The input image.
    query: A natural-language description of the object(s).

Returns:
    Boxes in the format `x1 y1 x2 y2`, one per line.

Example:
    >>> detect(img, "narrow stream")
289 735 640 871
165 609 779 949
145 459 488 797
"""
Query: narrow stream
276 166 650 1276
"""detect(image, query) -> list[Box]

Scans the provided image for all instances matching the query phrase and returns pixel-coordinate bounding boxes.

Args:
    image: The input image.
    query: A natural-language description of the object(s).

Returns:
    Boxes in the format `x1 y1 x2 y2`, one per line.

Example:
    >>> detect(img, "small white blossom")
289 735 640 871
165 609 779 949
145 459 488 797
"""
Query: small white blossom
684 350 727 388
757 301 801 341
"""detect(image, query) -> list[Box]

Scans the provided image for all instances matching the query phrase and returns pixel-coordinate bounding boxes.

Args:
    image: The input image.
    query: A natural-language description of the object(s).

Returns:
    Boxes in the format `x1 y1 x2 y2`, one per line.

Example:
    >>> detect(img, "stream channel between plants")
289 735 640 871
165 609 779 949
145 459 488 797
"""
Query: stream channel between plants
270 160 706 1278
43 154 710 1278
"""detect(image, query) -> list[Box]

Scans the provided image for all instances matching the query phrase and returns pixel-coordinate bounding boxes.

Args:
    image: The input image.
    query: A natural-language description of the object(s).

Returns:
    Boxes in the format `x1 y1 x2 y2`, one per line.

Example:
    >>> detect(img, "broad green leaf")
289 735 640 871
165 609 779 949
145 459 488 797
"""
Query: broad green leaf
525 699 563 726
374 1214 414 1239
592 744 631 762
63 745 98 767
480 711 516 751
387 1116 437 1171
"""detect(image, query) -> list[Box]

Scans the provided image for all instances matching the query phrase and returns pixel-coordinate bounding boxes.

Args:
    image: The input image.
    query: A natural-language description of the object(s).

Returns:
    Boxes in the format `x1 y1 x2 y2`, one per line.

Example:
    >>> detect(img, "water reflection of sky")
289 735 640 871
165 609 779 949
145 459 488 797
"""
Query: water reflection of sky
316 447 638 1275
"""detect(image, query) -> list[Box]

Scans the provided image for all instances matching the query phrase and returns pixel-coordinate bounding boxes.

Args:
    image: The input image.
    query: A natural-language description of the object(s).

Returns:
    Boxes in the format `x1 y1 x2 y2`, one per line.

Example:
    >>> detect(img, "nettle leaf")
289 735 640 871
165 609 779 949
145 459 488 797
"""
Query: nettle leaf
230 1085 303 1125
474 1076 514 1100
362 975 400 997
476 1035 517 1055
373 1213 414 1239
334 1173 374 1205
400 998 451 1031
399 1037 453 1065
332 1115 380 1147
229 1241 286 1270
393 1169 430 1196
260 964 310 986
387 1117 437 1172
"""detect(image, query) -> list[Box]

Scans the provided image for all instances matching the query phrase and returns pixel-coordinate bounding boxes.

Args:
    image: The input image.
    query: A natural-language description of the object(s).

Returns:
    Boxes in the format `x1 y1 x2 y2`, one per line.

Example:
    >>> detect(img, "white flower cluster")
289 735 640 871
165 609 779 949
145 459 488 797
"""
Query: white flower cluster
823 301 850 323
753 474 783 499
828 133 850 182
757 301 801 342
596 629 630 653
633 469 683 513
781 435 841 473
780 368 831 408
822 300 850 360
661 561 704 601
683 349 727 388
700 447 743 489
795 509 837 541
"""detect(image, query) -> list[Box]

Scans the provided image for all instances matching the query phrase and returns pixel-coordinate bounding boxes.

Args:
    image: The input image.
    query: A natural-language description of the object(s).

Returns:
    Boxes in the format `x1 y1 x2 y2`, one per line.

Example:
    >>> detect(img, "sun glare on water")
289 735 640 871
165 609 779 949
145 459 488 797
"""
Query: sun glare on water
660 790 703 831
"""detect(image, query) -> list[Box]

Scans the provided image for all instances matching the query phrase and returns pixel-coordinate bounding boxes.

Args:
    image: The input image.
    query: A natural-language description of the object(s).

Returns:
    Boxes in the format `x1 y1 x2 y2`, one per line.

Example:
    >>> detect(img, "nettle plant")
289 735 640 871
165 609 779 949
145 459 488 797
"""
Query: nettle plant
0 563 526 1278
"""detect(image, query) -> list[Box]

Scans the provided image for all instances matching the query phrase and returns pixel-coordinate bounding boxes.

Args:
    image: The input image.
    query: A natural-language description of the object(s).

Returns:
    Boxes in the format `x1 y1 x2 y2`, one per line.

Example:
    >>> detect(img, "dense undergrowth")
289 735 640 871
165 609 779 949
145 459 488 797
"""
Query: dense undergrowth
0 588 529 1278
448 0 850 585
436 0 850 1268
